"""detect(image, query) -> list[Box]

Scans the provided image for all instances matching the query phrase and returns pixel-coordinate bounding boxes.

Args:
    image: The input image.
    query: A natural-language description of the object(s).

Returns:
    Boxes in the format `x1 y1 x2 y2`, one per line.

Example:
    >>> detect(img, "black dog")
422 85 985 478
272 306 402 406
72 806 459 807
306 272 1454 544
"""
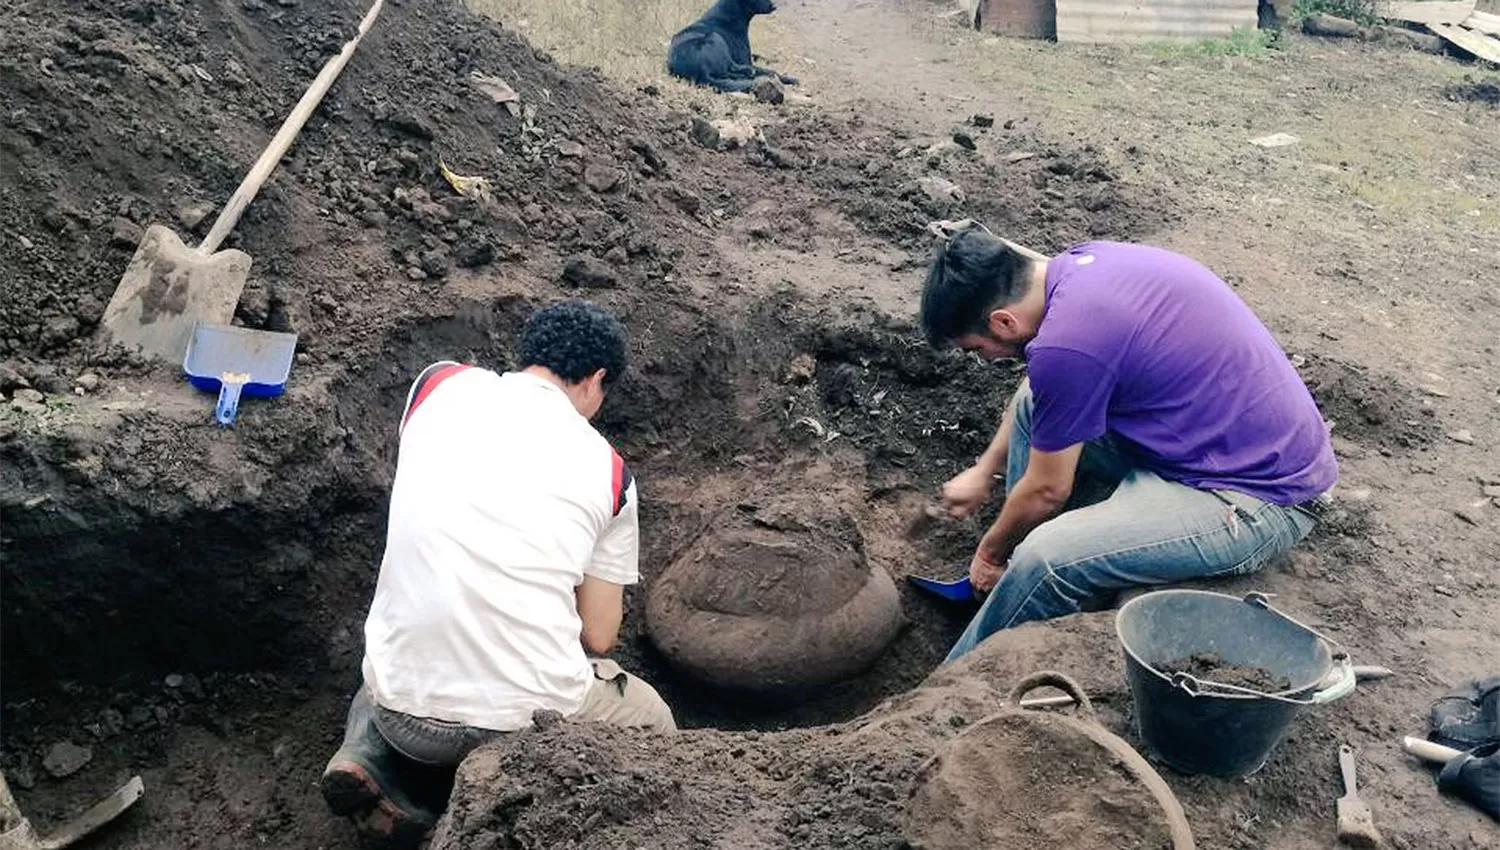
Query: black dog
667 0 798 93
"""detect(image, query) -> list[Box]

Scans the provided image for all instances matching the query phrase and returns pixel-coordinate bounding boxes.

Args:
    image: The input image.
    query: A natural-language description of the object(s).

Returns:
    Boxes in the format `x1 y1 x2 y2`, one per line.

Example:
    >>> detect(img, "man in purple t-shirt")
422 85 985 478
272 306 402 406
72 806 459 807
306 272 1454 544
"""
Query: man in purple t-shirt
919 227 1337 660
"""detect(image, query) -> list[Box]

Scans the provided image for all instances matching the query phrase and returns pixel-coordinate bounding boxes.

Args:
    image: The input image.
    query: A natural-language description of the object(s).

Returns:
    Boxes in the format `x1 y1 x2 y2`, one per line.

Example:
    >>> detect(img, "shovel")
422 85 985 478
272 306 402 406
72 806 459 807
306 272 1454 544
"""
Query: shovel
183 324 298 426
0 772 143 850
906 570 981 604
97 0 385 363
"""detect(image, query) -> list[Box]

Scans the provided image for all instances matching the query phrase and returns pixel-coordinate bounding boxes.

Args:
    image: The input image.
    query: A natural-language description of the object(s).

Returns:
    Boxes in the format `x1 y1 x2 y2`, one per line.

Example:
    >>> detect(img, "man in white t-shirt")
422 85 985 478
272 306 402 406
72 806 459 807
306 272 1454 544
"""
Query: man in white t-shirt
320 301 674 847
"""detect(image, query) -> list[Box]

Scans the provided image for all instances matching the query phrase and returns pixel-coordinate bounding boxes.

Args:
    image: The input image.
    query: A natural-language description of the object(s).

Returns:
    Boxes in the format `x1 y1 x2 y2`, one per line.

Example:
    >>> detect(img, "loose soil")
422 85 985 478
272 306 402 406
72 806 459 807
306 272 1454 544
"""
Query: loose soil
2 0 1498 849
1160 652 1293 694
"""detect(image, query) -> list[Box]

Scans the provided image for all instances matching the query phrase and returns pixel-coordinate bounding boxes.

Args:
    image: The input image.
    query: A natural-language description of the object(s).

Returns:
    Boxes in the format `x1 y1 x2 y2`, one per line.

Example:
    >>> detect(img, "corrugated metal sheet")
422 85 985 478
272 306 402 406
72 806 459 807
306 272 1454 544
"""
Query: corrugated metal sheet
1055 0 1260 44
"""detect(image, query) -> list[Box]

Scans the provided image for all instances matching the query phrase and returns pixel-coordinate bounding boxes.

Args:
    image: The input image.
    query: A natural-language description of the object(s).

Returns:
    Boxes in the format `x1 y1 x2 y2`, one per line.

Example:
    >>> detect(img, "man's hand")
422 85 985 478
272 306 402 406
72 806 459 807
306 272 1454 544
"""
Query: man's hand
968 548 1005 593
940 464 997 518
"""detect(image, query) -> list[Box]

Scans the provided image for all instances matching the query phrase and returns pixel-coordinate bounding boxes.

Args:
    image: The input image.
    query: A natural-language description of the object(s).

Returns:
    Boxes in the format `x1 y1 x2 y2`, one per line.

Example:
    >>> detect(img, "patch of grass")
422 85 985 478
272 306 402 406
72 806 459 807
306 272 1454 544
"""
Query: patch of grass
465 0 789 87
1291 0 1379 26
1144 27 1279 59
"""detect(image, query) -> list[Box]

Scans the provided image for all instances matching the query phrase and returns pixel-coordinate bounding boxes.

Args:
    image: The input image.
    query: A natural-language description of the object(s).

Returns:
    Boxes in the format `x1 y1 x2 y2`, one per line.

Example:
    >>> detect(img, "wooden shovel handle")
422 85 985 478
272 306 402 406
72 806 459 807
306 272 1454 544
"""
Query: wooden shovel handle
199 0 385 254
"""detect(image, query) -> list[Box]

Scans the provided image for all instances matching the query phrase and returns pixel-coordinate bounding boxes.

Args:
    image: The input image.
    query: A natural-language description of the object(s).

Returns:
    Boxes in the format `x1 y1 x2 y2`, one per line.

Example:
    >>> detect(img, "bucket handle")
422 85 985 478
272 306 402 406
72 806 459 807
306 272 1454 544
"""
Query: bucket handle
1166 592 1357 705
1170 653 1356 705
1009 670 1095 716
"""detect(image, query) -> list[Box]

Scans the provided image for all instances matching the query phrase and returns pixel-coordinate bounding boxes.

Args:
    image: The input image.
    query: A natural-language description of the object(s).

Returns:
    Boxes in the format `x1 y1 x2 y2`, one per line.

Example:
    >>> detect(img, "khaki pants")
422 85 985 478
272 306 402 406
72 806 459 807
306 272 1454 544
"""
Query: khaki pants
575 659 678 732
370 660 675 767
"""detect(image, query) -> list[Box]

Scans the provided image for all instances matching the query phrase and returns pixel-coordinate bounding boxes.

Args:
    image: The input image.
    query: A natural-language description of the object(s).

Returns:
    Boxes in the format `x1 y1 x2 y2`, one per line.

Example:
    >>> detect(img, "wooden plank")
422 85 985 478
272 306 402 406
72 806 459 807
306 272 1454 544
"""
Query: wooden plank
1464 10 1500 34
1429 21 1500 61
1380 1 1476 24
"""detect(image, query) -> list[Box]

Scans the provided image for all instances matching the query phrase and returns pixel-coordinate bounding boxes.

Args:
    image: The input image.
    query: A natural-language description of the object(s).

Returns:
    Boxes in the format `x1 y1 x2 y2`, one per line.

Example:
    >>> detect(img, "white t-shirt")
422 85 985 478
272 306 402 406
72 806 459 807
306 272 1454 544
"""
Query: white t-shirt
361 364 639 731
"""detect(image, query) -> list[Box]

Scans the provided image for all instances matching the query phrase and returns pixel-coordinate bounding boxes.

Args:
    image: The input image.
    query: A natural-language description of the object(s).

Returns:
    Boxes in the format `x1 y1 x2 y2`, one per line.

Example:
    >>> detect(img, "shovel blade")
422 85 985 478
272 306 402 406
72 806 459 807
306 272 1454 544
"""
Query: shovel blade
99 225 250 364
36 775 144 850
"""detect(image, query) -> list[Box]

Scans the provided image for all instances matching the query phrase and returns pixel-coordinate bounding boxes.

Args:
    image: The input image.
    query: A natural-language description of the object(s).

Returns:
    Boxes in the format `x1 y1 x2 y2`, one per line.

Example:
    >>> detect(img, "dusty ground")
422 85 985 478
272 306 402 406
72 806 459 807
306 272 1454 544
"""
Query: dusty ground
1 0 1497 848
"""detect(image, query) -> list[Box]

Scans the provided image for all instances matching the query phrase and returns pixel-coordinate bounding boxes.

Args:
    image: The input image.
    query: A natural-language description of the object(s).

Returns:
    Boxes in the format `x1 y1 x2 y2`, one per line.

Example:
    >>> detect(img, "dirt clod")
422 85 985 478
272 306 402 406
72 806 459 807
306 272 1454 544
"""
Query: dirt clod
41 741 92 778
752 76 785 105
561 255 619 289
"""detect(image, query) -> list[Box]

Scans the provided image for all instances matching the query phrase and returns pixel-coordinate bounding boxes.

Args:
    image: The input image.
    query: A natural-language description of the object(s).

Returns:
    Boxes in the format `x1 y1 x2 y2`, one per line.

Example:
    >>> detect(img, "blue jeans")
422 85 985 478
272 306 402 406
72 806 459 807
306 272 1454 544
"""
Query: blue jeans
945 382 1319 662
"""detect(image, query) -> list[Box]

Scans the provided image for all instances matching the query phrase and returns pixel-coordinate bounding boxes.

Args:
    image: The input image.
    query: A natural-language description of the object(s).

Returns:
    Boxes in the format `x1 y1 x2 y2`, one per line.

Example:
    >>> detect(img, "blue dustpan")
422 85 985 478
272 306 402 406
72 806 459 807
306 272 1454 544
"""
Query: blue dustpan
182 323 298 426
907 572 980 604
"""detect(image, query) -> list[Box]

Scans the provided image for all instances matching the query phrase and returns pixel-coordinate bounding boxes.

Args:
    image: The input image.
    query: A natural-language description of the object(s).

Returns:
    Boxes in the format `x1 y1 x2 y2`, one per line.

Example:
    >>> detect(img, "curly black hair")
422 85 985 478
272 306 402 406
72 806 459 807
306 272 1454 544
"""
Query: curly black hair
518 300 629 387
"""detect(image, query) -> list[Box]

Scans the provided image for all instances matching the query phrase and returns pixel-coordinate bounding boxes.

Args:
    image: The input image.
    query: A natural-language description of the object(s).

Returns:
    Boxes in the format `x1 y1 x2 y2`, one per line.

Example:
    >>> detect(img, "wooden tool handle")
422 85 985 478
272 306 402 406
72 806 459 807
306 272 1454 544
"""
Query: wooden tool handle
199 0 385 254
1403 736 1463 764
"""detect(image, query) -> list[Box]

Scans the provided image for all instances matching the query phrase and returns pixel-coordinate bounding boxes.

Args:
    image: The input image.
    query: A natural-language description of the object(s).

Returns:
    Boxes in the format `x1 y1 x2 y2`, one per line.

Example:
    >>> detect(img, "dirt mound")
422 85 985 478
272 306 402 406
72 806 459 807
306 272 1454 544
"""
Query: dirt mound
1443 79 1500 106
906 709 1181 850
1297 354 1438 451
646 494 903 690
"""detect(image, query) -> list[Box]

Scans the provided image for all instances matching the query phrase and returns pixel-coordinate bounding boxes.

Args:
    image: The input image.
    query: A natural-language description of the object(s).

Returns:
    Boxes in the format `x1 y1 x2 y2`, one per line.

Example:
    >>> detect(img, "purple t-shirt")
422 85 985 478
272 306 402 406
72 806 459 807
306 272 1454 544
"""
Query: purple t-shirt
1026 242 1337 505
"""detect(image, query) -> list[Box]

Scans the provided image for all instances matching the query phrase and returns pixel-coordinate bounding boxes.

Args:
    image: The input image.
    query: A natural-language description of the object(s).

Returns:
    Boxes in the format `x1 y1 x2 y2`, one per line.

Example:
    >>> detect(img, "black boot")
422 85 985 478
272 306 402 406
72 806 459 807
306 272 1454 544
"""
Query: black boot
321 687 436 849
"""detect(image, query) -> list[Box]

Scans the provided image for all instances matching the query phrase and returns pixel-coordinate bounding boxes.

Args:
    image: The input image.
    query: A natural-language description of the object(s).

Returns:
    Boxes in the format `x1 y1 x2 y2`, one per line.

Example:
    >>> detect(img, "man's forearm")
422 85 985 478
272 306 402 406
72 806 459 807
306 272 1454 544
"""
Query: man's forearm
977 474 1066 565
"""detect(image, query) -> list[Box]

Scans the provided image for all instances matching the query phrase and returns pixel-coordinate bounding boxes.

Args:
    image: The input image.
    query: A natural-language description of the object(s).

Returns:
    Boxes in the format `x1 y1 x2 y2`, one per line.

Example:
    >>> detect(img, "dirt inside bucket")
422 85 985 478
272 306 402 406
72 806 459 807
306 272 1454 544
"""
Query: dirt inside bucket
1159 652 1292 693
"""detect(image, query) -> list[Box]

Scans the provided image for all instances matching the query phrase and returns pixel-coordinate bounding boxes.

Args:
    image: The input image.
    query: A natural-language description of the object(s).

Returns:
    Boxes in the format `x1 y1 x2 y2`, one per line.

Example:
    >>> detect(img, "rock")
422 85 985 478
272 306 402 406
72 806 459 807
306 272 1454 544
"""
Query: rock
584 164 624 194
12 387 45 406
690 117 721 150
110 216 143 249
561 256 618 289
969 114 995 128
165 673 185 689
453 239 495 268
1483 484 1500 499
918 175 964 204
0 363 29 394
647 498 903 690
555 139 585 158
751 76 785 104
176 202 215 232
18 234 34 249
784 353 817 385
952 131 977 151
42 741 92 778
1303 13 1361 38
603 245 629 266
1448 429 1475 445
406 266 428 281
75 372 101 393
1434 584 1456 596
1453 509 1482 527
